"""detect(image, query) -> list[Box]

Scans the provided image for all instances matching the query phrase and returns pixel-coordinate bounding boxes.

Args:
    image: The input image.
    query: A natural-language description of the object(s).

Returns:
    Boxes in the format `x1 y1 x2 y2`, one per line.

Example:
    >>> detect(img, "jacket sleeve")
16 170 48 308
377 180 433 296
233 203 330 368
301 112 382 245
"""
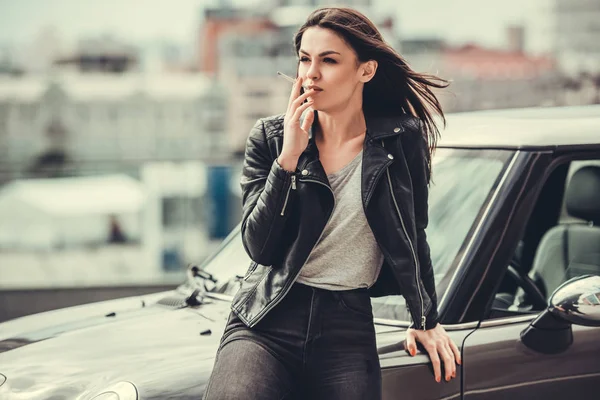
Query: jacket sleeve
240 119 297 266
405 120 440 330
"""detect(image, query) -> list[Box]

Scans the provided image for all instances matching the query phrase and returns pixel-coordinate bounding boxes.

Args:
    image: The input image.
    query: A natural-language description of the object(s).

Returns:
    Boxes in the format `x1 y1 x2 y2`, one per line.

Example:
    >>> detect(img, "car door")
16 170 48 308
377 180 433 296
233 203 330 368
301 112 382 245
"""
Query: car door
461 314 600 399
377 325 473 400
462 154 600 399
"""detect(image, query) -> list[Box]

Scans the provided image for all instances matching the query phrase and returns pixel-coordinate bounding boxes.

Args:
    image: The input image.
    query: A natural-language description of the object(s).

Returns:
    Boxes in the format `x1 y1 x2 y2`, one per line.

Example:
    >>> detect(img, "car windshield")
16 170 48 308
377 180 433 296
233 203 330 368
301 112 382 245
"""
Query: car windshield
193 148 513 322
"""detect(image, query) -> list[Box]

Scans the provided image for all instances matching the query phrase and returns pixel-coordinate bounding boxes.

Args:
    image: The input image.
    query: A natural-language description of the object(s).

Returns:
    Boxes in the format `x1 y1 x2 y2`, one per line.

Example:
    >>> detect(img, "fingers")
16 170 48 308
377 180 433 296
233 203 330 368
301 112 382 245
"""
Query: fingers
287 76 303 110
426 345 442 383
449 339 462 365
438 344 455 382
290 89 315 112
291 99 314 123
426 342 454 383
286 77 313 113
301 107 315 133
405 331 417 357
416 329 461 383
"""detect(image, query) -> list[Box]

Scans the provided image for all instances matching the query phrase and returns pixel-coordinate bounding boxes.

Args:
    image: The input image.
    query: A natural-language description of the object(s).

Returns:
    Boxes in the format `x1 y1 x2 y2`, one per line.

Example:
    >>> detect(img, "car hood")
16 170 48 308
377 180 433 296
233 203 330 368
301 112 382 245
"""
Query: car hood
0 288 233 399
0 288 406 399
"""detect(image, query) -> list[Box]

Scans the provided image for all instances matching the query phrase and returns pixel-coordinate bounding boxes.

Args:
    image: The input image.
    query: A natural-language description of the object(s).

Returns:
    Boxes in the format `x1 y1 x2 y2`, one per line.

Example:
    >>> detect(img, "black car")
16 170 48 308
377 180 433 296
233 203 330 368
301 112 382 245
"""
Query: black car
1 105 599 400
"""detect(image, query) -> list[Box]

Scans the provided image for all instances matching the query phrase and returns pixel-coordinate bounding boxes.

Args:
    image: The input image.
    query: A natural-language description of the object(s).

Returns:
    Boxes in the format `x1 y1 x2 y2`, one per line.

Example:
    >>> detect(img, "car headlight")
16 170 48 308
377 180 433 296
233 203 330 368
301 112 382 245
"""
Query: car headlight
90 381 138 400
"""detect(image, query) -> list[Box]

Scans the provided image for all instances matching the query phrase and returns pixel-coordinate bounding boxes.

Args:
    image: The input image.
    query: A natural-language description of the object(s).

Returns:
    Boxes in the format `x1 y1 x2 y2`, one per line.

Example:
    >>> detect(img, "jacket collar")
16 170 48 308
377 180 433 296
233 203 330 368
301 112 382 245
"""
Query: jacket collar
296 112 413 185
364 113 417 140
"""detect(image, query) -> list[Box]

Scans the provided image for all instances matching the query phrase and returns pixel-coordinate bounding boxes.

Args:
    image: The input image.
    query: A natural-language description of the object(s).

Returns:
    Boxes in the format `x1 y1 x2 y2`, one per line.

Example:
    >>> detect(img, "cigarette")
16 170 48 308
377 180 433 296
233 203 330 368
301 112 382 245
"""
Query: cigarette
277 71 295 83
277 71 308 89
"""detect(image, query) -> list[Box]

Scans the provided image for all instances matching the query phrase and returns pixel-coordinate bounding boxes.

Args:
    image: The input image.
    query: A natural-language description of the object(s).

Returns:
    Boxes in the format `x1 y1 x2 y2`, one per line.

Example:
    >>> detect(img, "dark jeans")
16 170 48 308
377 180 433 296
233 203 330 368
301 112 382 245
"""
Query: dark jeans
203 282 382 400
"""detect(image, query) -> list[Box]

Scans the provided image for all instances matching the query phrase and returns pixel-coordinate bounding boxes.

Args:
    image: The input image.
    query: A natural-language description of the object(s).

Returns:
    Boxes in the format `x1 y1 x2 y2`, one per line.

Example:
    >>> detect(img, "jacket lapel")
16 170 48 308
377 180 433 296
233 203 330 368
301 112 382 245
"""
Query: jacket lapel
296 115 328 184
361 114 409 208
295 112 412 190
362 134 394 208
297 138 328 184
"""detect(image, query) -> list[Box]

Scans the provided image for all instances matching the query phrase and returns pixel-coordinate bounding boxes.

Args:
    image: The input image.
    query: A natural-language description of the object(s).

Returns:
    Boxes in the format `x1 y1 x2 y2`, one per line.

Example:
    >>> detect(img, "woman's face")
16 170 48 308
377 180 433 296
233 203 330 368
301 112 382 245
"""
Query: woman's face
298 27 372 113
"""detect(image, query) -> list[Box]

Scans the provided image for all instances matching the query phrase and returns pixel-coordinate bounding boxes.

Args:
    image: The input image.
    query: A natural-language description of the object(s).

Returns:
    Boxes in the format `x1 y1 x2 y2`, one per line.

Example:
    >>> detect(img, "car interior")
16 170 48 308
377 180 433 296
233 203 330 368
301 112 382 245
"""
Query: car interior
488 157 600 319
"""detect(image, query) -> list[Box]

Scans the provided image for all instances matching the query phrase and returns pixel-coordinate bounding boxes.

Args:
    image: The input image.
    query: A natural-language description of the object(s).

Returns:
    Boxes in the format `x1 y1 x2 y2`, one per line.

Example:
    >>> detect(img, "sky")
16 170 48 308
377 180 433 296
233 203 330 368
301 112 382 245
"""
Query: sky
0 0 553 54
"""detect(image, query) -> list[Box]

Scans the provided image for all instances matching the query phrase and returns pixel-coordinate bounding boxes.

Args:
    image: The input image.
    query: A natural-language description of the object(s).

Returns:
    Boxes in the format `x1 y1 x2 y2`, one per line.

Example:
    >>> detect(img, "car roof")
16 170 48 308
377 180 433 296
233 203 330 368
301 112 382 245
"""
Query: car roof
439 105 600 149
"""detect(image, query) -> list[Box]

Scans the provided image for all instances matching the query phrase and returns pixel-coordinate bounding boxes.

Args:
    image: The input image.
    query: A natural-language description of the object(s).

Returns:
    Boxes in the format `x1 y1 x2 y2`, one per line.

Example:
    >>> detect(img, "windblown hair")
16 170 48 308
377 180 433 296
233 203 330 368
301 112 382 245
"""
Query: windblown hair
294 7 449 179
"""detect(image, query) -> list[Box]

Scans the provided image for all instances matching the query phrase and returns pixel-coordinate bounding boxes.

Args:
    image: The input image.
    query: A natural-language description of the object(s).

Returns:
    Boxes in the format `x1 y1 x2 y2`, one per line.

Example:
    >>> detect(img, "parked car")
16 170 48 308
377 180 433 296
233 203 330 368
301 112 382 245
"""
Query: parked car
1 105 599 400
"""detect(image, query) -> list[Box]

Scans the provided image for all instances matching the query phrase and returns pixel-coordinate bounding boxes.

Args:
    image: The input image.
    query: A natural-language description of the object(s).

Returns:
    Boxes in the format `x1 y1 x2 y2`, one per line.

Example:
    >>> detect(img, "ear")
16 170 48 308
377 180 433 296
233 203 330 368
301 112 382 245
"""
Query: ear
359 60 378 83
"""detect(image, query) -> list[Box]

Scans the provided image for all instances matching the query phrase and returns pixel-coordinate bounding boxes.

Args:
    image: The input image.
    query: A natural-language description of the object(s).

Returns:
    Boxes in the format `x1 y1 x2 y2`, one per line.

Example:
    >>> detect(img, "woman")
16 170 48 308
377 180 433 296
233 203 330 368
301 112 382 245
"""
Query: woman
204 7 461 400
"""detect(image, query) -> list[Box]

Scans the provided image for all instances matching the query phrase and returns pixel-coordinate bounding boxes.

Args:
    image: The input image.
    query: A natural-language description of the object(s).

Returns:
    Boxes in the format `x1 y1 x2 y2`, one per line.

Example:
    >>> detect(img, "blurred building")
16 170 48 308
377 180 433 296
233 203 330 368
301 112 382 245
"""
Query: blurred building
0 71 228 180
198 0 394 155
0 47 24 77
0 38 237 278
554 0 600 77
0 64 232 272
441 44 557 111
402 27 560 112
19 26 67 74
0 174 145 250
54 36 138 74
139 40 196 73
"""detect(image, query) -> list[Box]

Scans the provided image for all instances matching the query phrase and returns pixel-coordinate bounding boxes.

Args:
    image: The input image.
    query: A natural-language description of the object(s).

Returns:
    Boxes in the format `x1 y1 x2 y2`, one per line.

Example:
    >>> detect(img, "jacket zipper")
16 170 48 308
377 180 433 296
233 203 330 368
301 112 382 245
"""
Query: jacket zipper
280 175 296 216
250 178 335 326
382 140 426 331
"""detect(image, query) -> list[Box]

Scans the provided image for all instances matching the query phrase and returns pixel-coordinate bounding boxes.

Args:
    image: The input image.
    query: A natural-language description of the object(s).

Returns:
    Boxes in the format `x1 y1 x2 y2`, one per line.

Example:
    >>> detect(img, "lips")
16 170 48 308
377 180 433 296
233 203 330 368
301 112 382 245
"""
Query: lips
307 85 323 91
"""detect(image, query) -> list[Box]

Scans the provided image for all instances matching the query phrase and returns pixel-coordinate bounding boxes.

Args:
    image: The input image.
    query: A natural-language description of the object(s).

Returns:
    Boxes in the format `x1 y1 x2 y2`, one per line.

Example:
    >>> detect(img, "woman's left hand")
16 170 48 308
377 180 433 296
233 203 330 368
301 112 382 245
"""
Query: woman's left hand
405 323 462 383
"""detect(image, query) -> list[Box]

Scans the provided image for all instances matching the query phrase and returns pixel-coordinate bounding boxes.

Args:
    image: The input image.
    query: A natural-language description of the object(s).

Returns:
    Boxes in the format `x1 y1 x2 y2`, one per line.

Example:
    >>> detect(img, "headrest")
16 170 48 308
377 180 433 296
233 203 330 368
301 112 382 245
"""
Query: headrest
566 166 600 225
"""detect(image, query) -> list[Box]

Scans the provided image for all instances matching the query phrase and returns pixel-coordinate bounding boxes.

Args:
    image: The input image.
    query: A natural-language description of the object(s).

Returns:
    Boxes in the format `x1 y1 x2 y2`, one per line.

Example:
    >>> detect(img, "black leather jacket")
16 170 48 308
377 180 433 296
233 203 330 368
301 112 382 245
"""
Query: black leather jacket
232 113 439 330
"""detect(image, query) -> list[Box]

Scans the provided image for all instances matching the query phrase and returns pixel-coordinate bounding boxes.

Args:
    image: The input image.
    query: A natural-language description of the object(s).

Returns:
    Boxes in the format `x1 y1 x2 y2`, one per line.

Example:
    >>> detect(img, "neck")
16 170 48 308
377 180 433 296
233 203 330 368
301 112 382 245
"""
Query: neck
315 104 367 147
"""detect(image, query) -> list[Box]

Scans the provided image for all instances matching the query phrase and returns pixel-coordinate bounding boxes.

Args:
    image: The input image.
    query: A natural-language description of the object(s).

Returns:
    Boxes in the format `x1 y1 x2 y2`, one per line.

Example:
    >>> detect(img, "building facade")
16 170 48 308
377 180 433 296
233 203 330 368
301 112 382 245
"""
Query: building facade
0 72 228 178
554 0 600 77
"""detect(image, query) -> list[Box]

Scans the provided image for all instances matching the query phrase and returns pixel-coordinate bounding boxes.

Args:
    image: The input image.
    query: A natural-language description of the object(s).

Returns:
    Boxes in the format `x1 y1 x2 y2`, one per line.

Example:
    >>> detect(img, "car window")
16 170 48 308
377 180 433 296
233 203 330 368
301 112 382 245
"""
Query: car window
559 159 600 224
491 156 600 318
545 159 600 297
200 148 513 323
199 230 250 296
371 149 512 321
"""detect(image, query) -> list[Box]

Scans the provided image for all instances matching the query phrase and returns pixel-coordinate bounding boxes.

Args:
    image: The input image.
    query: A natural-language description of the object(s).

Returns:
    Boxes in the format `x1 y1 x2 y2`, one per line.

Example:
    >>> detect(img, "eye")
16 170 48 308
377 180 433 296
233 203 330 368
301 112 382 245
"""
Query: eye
323 58 337 64
299 57 310 62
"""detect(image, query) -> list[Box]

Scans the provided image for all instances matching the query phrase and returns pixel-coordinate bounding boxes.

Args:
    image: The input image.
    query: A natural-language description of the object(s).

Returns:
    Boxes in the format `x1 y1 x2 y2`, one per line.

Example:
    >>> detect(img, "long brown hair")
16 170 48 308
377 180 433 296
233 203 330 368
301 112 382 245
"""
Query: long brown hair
294 7 448 179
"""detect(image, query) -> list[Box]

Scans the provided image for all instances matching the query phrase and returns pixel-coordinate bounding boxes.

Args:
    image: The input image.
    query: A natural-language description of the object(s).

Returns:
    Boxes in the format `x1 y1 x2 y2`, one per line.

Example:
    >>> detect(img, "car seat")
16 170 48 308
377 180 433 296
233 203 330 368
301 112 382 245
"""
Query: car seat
519 166 600 307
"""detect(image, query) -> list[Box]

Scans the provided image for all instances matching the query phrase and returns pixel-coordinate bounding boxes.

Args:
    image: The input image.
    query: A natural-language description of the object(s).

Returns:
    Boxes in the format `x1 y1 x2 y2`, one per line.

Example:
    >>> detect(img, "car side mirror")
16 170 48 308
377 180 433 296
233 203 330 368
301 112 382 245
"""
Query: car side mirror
549 274 600 327
521 275 600 354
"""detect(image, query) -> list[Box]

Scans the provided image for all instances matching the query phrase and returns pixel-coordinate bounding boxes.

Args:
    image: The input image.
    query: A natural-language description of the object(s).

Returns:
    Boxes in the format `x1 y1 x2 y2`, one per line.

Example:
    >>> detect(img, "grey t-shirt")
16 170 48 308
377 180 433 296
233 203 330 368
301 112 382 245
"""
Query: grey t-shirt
296 150 384 290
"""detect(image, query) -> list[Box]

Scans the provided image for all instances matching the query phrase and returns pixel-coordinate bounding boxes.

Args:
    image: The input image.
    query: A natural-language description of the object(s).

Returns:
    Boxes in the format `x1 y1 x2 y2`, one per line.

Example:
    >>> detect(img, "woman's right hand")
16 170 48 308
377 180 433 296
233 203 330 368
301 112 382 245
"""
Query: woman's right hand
278 77 315 172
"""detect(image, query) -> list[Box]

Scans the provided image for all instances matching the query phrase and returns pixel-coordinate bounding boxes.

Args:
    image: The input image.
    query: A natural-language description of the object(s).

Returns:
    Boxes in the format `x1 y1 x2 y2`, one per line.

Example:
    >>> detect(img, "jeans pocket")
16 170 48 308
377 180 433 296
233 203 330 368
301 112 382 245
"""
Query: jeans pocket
337 291 373 318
